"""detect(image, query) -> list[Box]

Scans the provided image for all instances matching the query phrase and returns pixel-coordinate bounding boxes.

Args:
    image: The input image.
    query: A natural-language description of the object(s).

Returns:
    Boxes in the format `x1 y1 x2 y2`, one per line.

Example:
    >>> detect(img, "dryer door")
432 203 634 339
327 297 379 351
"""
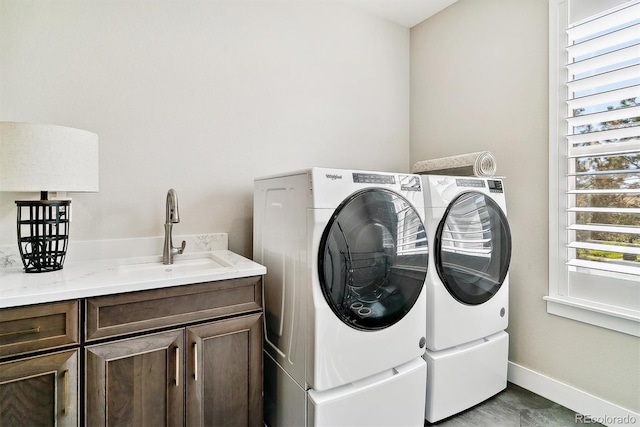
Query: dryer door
435 191 511 305
319 189 428 331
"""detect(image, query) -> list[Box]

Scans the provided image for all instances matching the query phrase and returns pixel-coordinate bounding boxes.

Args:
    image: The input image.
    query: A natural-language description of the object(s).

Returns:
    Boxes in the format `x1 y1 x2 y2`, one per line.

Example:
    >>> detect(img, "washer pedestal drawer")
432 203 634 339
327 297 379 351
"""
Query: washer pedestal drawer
307 357 426 427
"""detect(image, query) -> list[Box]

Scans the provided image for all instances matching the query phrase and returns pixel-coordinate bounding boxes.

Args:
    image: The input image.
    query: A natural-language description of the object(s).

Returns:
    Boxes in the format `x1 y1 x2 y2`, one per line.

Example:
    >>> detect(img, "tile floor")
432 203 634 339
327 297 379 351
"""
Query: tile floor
427 382 604 426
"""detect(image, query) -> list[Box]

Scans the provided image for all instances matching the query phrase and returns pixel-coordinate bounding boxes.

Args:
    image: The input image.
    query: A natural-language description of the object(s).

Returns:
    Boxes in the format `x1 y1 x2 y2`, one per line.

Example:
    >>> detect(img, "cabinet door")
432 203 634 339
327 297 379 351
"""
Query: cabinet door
0 349 78 427
85 329 184 427
186 313 263 427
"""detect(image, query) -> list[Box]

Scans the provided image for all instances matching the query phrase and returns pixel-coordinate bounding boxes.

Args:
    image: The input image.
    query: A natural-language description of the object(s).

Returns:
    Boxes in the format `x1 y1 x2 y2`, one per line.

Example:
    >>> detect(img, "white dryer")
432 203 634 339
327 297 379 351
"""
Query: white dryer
420 174 512 423
254 168 429 427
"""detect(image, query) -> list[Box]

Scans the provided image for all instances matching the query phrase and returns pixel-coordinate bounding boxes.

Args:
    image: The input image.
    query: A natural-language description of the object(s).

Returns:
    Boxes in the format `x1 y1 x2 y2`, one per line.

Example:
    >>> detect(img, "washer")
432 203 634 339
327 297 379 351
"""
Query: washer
421 174 512 423
254 168 429 427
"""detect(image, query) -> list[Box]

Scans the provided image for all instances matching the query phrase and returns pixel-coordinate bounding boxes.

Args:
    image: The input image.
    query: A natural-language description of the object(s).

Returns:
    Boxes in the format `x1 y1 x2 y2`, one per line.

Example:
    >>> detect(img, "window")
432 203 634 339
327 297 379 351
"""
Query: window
548 0 640 336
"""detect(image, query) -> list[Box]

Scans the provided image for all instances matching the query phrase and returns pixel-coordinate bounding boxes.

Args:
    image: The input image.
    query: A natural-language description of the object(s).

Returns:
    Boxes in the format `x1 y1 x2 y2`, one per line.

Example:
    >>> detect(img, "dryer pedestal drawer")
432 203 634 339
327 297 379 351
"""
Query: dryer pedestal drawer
423 331 509 423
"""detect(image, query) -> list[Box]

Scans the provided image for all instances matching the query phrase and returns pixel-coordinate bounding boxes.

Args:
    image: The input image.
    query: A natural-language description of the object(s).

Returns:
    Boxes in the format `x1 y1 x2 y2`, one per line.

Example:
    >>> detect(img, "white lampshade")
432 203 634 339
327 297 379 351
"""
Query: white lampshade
0 122 99 193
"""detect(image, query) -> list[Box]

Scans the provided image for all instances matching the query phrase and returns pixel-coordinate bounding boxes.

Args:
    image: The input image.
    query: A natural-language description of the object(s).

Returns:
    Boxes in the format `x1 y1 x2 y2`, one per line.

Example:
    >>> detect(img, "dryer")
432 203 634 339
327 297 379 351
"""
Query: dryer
420 174 512 422
254 168 429 427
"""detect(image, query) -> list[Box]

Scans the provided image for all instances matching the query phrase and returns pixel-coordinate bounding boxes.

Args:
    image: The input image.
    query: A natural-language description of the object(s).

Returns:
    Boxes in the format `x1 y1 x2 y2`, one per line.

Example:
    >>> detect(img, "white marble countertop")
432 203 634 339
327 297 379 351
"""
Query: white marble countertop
0 234 266 309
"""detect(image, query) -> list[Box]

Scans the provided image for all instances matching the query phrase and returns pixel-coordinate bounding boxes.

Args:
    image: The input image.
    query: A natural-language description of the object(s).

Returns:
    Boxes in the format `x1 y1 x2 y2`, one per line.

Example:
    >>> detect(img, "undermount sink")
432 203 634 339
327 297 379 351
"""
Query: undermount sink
117 253 232 276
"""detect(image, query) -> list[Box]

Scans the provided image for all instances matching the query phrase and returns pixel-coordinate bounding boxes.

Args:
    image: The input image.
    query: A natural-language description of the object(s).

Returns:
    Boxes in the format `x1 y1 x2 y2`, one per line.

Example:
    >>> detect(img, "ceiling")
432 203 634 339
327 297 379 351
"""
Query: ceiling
340 0 459 28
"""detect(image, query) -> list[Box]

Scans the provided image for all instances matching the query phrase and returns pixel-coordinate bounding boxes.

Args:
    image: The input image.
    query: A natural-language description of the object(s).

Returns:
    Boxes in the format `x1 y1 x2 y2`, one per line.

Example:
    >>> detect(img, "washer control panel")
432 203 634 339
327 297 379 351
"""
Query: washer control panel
352 172 396 184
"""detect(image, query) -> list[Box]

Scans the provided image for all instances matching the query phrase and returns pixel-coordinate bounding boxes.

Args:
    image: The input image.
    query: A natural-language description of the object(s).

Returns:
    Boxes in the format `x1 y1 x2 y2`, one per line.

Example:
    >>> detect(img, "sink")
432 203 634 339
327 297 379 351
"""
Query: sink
117 253 233 276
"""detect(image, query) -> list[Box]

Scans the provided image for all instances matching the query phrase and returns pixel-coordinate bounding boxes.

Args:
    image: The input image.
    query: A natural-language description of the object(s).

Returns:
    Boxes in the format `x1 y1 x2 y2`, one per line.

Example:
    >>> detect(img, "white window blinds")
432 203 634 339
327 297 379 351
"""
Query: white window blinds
565 0 640 279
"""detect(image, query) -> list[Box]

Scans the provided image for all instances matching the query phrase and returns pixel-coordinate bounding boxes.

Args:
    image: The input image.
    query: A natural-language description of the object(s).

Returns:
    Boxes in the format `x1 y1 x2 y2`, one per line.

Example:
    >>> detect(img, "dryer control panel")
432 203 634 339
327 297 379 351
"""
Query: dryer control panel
455 178 485 188
454 177 504 193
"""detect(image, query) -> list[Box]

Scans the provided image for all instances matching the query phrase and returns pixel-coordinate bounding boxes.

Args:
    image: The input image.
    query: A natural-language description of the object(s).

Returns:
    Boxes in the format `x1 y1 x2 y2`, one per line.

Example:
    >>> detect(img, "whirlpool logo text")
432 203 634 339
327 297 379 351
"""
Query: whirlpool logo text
325 174 343 180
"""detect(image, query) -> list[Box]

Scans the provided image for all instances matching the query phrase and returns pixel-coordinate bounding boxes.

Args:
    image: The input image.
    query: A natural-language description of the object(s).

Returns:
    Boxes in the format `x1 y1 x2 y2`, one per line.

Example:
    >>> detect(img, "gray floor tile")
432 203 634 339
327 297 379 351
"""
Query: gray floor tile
426 382 604 427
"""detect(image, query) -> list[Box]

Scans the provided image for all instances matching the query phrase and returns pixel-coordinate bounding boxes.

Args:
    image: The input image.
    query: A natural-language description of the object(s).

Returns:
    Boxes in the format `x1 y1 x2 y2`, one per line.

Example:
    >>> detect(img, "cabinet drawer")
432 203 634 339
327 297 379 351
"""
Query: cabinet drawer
86 276 262 341
0 300 79 359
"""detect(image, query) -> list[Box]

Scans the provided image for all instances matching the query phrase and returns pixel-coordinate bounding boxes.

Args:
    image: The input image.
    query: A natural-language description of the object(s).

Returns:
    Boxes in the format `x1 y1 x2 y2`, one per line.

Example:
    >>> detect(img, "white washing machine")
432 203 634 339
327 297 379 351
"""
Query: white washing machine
254 167 429 427
421 175 512 423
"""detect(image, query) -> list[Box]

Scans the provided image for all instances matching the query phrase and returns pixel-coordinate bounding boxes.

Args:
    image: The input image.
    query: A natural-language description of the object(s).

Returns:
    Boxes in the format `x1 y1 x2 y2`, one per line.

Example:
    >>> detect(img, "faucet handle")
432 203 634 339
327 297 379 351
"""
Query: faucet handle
177 240 186 255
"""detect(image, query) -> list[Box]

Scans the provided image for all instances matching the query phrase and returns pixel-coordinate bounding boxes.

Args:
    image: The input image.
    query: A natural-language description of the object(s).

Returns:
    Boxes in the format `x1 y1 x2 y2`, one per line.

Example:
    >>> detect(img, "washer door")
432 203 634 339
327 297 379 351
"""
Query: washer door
319 189 428 331
435 192 511 305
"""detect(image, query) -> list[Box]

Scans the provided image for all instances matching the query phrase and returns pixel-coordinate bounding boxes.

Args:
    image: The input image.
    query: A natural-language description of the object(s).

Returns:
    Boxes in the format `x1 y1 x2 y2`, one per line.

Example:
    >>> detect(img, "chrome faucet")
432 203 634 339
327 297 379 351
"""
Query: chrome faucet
163 189 186 265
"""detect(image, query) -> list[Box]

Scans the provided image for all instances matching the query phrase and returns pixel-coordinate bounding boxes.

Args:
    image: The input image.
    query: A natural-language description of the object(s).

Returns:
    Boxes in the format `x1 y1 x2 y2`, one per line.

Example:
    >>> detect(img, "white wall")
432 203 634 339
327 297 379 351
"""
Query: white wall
0 0 410 256
411 0 639 413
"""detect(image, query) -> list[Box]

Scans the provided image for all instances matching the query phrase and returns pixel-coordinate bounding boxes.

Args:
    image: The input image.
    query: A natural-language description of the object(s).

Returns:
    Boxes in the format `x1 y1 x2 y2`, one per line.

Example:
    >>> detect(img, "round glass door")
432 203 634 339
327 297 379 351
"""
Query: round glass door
435 192 511 305
319 189 428 331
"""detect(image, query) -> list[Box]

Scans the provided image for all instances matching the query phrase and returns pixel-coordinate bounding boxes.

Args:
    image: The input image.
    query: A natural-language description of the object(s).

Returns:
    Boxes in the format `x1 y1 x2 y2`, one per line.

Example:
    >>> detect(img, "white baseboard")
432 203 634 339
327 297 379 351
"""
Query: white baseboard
508 362 639 426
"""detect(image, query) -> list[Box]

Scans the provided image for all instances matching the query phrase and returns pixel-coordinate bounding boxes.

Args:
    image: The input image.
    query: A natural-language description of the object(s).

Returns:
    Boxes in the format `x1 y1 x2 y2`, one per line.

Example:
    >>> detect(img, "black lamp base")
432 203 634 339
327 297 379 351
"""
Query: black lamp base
16 195 70 273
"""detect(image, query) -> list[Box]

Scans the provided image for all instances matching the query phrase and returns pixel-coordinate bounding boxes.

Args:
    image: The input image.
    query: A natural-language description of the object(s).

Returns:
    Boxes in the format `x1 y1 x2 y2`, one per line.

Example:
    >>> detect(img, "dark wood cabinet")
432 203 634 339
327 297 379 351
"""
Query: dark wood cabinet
186 313 263 427
0 349 79 427
0 300 79 359
85 276 262 342
0 275 263 427
83 276 263 427
85 329 185 426
0 301 80 427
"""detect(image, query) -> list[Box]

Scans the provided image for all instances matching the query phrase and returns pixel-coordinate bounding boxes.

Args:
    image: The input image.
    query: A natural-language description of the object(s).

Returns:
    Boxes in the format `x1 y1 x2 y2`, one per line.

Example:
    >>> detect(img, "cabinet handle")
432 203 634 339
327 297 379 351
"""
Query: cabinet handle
63 369 69 414
175 347 180 387
0 325 40 338
193 342 198 381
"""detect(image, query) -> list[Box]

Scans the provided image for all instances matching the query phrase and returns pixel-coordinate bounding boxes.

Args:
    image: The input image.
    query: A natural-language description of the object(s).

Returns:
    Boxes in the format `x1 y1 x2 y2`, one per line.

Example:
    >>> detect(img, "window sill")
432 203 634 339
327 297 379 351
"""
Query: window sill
544 296 640 337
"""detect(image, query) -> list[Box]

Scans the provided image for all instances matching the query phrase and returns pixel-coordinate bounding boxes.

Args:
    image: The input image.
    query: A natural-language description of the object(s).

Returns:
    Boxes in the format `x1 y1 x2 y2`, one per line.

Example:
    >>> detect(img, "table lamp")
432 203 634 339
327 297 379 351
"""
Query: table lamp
0 122 99 273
